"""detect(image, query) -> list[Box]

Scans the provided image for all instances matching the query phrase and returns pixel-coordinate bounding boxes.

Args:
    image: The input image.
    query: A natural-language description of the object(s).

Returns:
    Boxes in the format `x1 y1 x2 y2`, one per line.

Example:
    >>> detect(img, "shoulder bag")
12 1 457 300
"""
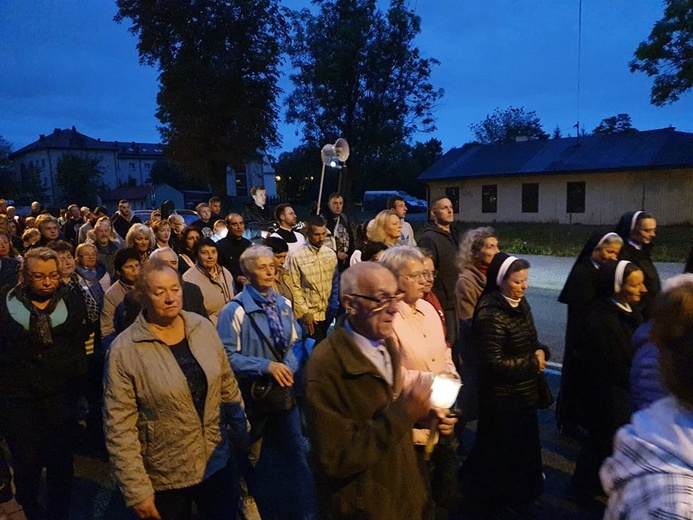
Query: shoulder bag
235 301 295 421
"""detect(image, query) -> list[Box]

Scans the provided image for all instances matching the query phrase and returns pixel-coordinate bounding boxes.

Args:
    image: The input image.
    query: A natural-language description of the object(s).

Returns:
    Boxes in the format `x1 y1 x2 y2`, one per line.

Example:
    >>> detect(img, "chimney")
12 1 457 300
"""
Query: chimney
39 134 45 139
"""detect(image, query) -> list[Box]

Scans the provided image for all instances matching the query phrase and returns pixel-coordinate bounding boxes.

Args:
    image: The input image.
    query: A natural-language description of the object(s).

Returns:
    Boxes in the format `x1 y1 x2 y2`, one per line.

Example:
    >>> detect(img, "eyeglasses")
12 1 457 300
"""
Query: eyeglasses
398 272 426 282
422 270 438 280
349 293 404 313
28 272 61 282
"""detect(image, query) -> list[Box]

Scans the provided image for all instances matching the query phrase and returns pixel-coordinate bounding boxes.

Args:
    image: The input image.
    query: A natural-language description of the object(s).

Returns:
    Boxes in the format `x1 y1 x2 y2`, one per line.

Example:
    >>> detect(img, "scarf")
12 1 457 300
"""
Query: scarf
13 284 67 345
68 272 100 323
258 292 288 353
75 265 105 308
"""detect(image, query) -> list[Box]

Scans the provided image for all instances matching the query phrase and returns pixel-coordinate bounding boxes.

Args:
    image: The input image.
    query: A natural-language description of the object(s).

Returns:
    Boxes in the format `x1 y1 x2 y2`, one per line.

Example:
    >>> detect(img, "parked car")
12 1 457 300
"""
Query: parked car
362 190 427 213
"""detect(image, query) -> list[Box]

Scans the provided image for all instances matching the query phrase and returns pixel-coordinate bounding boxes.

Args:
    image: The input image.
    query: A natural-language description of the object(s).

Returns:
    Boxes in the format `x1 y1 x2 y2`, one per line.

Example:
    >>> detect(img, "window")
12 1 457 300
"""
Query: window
482 184 497 213
144 163 150 171
566 181 586 213
445 187 459 213
129 163 136 171
522 183 539 213
235 172 247 197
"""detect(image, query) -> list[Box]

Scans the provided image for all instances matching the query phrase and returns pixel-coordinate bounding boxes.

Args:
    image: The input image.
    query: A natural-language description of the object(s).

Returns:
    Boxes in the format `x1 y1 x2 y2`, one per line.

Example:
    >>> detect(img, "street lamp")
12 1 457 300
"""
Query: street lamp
317 138 349 212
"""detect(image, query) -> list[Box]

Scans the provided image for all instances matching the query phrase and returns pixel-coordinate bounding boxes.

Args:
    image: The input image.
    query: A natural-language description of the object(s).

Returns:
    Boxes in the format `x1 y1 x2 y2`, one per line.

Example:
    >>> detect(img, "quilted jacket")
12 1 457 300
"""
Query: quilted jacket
473 291 549 406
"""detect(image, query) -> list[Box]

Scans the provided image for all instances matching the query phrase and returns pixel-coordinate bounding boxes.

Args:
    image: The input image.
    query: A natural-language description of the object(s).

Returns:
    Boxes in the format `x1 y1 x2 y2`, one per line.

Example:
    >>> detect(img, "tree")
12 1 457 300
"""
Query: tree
284 0 444 200
630 0 693 106
0 136 10 169
115 0 285 196
592 114 638 135
470 106 549 144
274 144 322 203
17 163 45 205
0 136 18 200
56 153 103 206
552 125 563 139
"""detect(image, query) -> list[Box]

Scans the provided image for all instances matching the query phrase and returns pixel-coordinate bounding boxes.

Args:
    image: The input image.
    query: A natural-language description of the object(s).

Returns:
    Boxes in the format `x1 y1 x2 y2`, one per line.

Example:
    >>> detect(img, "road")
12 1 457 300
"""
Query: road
522 254 684 366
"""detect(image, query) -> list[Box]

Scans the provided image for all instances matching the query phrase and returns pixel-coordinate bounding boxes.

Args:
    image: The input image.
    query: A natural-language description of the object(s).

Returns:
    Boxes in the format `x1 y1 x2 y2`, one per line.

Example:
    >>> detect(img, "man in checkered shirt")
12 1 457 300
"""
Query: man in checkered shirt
288 215 338 343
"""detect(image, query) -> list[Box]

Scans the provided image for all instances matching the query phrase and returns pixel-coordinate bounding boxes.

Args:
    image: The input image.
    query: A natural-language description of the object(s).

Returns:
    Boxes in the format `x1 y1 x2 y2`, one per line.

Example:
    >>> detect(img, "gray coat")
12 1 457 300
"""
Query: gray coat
103 310 246 507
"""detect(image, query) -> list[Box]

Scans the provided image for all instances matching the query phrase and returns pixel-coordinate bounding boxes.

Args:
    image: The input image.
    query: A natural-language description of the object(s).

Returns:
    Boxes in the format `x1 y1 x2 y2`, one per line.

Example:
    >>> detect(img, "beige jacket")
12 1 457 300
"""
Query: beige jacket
103 311 245 507
455 265 486 322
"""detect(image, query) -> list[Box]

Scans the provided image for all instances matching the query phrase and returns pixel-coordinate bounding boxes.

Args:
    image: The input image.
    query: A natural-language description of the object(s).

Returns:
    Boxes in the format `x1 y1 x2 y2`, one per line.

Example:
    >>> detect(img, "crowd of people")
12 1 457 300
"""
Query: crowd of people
0 192 691 520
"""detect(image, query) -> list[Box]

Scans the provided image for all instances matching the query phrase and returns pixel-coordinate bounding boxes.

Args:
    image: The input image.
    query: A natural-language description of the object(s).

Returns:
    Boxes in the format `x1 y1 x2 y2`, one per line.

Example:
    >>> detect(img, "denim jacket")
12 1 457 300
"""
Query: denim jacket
217 285 313 377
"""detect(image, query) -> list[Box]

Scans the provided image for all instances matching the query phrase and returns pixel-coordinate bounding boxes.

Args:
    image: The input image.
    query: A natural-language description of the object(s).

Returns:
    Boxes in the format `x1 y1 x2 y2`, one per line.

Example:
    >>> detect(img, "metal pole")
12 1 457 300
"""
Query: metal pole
316 162 327 214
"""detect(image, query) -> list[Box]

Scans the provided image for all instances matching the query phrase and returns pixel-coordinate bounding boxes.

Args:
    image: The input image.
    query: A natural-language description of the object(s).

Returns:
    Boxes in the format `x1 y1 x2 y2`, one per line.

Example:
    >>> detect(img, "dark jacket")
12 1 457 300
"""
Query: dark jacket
190 218 213 238
0 258 20 290
582 298 642 431
618 242 660 321
321 210 354 270
305 327 427 520
111 212 141 241
216 235 252 289
242 203 272 230
558 256 600 357
418 223 460 311
473 291 548 407
0 285 89 398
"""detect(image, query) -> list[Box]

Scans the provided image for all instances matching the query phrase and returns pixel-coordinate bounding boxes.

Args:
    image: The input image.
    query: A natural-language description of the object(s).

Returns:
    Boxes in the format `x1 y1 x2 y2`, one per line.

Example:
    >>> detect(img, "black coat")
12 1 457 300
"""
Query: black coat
473 291 548 407
0 285 89 398
216 235 252 288
581 298 642 432
0 258 20 291
618 242 660 321
556 256 600 430
418 223 461 311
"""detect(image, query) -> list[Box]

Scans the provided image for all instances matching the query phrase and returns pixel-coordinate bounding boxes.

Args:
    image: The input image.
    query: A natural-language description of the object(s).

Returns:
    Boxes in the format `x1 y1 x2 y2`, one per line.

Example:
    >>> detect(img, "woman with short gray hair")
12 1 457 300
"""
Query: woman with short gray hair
379 245 460 516
217 245 316 519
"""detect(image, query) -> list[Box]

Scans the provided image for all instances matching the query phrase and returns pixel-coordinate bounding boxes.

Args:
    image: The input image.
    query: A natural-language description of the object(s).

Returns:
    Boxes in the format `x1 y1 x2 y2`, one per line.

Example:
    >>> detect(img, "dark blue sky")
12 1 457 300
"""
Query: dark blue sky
1 0 690 155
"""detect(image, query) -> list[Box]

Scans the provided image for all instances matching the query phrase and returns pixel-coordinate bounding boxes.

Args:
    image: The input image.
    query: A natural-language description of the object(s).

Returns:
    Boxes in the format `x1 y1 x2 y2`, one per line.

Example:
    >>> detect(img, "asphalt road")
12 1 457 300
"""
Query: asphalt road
526 287 567 364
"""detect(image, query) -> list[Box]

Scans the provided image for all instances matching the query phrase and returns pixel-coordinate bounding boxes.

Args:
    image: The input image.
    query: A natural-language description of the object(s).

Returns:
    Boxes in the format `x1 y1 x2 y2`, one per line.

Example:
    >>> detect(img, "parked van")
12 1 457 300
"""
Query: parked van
362 191 427 213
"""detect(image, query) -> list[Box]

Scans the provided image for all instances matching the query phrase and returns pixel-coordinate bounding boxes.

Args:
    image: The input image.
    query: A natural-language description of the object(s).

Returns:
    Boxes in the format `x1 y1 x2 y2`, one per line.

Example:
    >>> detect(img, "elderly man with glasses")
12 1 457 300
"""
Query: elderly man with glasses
305 261 433 520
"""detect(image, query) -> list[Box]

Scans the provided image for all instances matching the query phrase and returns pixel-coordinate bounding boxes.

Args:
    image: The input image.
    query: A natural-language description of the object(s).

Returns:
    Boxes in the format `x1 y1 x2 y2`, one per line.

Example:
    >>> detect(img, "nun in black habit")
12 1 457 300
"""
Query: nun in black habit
555 231 623 435
570 259 646 502
460 253 550 516
615 210 660 320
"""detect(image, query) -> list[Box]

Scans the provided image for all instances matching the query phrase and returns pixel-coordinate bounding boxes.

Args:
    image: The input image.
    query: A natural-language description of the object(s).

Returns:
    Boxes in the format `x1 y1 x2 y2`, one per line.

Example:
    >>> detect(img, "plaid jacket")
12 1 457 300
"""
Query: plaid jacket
600 396 693 519
288 242 338 322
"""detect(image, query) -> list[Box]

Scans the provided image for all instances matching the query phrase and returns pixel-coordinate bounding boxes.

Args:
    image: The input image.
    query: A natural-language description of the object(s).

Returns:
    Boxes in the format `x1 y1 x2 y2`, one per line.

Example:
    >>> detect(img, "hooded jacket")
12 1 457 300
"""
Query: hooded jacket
600 397 693 519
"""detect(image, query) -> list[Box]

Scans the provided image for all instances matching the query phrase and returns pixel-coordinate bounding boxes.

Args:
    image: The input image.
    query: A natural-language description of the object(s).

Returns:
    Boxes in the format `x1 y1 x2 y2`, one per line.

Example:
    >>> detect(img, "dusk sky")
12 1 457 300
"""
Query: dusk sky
1 0 690 157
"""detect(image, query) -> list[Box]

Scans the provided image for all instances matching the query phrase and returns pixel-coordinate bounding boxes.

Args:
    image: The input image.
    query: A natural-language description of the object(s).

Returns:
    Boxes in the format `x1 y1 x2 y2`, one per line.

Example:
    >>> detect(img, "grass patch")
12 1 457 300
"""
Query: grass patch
251 204 691 263
409 221 691 263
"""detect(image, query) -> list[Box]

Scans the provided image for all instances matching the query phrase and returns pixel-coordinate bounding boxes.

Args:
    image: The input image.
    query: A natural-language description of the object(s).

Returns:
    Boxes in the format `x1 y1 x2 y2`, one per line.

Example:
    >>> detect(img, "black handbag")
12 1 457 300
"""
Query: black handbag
536 372 554 409
235 301 295 421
